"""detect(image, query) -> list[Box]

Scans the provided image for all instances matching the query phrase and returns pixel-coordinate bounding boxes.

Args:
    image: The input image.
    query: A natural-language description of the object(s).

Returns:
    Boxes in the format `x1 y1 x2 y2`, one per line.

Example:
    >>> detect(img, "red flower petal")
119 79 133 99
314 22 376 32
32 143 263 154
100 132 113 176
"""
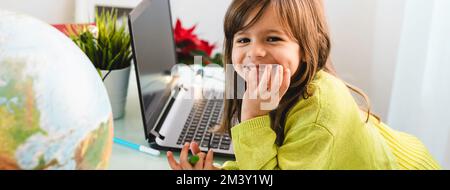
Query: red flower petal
174 18 218 61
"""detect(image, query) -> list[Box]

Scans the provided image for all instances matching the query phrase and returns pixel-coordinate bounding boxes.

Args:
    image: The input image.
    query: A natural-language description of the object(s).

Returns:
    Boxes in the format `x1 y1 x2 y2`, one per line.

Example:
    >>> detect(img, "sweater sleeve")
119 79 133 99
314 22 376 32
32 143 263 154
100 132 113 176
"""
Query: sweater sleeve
221 115 335 170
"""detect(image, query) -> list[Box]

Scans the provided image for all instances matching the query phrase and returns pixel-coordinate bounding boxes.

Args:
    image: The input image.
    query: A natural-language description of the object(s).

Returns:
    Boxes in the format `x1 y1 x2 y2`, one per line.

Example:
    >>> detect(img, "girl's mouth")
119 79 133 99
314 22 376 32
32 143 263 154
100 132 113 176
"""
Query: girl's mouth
242 63 282 71
240 63 283 87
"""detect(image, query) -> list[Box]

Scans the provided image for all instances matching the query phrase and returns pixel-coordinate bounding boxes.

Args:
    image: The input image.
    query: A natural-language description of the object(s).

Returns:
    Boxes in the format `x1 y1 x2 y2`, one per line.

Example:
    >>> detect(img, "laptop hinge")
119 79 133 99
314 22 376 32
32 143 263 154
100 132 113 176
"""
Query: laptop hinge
150 83 183 141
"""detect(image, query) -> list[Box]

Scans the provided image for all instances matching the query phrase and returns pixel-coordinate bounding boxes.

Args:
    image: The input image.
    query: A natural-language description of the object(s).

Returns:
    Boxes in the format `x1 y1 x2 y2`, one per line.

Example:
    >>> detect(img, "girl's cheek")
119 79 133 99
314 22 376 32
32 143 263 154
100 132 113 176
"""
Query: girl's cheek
231 50 242 65
281 59 299 78
277 60 295 78
274 46 300 77
232 50 247 78
232 63 246 80
289 61 300 77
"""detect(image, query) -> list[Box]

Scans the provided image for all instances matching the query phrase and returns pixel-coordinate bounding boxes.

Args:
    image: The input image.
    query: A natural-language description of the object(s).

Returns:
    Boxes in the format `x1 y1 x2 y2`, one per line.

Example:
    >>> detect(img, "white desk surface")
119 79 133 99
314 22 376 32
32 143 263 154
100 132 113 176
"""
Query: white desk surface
108 65 229 170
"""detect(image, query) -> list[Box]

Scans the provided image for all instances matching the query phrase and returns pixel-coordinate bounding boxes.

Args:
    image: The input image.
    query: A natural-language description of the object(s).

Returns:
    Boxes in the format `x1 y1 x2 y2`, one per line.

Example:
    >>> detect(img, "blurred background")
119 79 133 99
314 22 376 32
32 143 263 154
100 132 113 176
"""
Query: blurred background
1 0 449 169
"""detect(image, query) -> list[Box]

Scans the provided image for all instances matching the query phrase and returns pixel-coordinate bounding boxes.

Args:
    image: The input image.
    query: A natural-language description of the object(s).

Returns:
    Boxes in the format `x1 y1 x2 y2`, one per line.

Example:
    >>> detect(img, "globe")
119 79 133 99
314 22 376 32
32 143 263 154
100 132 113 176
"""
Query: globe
0 10 114 170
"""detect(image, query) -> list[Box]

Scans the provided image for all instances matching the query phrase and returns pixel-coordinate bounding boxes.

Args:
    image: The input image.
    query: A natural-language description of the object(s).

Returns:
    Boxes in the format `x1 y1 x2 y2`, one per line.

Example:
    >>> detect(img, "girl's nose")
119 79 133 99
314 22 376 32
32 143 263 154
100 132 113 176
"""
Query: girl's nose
246 43 267 60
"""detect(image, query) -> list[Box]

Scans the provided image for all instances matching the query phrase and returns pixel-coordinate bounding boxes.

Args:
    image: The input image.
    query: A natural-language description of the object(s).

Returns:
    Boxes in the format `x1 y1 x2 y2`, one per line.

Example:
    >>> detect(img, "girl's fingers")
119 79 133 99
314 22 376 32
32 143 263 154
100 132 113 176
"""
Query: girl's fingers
193 152 207 170
190 141 201 155
233 64 245 80
242 63 254 81
166 151 182 170
179 142 192 170
258 65 272 100
246 66 258 99
204 149 215 170
272 65 282 92
279 67 291 98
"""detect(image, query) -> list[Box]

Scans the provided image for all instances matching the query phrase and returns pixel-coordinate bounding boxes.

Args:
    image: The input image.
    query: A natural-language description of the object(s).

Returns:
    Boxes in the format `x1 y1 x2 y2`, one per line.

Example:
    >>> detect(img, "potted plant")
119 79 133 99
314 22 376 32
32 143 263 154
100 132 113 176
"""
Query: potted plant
66 9 133 120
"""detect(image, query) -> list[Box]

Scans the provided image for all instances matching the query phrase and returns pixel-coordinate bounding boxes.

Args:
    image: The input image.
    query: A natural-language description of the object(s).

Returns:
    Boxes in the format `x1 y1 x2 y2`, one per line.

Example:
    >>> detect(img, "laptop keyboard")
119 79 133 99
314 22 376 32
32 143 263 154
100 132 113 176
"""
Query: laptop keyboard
176 99 231 150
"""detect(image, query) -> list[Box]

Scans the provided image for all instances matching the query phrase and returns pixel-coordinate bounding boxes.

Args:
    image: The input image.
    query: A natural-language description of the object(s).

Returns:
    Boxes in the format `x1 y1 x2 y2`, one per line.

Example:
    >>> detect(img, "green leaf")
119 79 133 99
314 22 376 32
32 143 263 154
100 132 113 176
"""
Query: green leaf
68 8 132 71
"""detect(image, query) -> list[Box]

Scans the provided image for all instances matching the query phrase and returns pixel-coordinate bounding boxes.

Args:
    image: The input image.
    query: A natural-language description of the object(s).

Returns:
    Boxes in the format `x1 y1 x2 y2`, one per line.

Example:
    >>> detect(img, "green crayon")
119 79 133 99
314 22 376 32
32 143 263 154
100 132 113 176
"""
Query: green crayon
189 155 199 165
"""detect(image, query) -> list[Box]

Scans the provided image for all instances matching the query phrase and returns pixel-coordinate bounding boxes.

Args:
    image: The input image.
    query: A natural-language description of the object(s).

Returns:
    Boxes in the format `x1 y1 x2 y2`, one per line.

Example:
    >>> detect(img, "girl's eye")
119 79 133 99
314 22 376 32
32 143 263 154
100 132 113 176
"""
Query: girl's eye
236 38 250 44
267 37 282 42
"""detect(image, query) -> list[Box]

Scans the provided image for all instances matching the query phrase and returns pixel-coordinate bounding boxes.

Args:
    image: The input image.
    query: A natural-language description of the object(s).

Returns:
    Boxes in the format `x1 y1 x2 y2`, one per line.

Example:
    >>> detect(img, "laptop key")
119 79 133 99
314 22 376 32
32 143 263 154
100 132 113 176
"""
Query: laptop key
220 144 230 150
210 143 219 149
201 142 209 148
213 135 221 141
221 140 230 145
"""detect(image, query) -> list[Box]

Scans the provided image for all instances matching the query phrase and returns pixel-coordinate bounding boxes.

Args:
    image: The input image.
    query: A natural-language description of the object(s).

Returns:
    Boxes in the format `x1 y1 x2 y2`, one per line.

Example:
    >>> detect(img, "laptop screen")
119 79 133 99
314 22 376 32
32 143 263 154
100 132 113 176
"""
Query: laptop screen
129 0 177 139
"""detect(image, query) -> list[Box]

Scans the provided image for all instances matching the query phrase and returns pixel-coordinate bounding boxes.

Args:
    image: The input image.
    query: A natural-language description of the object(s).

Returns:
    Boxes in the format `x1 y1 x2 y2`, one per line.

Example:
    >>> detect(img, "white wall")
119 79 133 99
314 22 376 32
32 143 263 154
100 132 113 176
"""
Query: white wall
170 0 232 55
370 0 406 121
0 0 75 24
324 0 406 120
325 0 377 90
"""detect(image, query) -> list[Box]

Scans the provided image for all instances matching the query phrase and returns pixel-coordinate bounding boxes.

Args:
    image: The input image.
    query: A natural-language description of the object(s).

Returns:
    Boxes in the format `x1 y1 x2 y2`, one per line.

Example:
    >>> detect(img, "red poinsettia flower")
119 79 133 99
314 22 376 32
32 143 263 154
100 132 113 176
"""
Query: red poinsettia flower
174 19 217 65
174 19 197 45
198 40 215 57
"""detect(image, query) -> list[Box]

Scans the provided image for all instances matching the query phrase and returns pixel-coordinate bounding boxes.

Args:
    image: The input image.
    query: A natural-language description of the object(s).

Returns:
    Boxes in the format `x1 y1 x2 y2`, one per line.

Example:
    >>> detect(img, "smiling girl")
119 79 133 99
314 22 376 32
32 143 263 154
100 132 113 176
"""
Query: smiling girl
167 0 440 170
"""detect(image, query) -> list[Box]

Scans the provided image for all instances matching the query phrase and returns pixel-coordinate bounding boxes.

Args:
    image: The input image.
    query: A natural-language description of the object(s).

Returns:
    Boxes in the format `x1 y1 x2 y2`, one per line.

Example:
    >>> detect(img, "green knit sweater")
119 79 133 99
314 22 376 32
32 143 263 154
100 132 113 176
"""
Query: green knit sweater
222 70 440 170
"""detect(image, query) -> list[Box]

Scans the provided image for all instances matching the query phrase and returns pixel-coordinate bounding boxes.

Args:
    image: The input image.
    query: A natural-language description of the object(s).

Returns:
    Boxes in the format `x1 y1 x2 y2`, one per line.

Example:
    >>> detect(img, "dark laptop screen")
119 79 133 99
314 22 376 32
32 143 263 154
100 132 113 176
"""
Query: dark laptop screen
129 0 177 139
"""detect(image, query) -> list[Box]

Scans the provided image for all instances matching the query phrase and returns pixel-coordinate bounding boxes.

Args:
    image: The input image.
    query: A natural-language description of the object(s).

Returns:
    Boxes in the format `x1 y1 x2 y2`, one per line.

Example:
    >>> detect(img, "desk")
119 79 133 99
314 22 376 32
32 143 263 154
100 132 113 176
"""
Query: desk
108 65 229 170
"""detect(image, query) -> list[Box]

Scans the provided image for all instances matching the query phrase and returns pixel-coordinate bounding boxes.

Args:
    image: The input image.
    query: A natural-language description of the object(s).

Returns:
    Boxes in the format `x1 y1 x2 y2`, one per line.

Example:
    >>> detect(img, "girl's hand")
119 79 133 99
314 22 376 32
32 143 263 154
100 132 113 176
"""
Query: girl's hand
167 142 219 170
241 64 291 121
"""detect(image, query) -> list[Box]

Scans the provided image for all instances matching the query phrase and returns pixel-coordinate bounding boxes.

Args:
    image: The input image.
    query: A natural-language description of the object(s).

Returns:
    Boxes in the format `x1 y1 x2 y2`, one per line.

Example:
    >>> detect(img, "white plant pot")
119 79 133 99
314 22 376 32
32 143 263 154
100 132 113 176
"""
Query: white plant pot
101 67 131 120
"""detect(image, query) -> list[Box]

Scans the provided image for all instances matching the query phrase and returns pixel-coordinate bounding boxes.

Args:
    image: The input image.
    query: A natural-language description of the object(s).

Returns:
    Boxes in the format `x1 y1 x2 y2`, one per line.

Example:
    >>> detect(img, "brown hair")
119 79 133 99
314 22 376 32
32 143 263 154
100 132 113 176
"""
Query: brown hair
218 0 375 146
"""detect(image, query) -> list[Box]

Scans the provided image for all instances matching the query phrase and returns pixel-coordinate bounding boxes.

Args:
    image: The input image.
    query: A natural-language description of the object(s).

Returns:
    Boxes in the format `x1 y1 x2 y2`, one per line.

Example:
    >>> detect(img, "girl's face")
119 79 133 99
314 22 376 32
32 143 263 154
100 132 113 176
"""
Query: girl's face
232 6 300 81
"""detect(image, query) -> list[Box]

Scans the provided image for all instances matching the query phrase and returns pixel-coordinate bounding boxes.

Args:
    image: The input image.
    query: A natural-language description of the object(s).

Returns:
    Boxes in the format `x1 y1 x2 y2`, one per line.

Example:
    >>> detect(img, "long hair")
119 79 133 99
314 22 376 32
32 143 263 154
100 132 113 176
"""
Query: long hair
218 0 374 146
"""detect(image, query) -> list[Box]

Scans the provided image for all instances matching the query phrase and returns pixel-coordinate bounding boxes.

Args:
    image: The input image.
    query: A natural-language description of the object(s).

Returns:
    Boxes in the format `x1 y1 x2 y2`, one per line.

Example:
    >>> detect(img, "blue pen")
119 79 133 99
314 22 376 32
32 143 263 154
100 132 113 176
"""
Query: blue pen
113 137 160 156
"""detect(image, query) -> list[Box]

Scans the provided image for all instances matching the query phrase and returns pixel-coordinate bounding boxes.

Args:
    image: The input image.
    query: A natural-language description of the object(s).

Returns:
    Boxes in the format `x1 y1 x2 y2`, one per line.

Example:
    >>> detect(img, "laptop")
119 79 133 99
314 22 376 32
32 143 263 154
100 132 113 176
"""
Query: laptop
128 0 234 156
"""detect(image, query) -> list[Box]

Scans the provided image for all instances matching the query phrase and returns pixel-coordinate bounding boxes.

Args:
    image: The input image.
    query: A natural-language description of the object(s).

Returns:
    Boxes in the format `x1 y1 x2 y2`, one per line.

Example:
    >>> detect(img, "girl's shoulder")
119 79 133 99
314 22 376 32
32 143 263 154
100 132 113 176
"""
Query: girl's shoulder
286 70 364 134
